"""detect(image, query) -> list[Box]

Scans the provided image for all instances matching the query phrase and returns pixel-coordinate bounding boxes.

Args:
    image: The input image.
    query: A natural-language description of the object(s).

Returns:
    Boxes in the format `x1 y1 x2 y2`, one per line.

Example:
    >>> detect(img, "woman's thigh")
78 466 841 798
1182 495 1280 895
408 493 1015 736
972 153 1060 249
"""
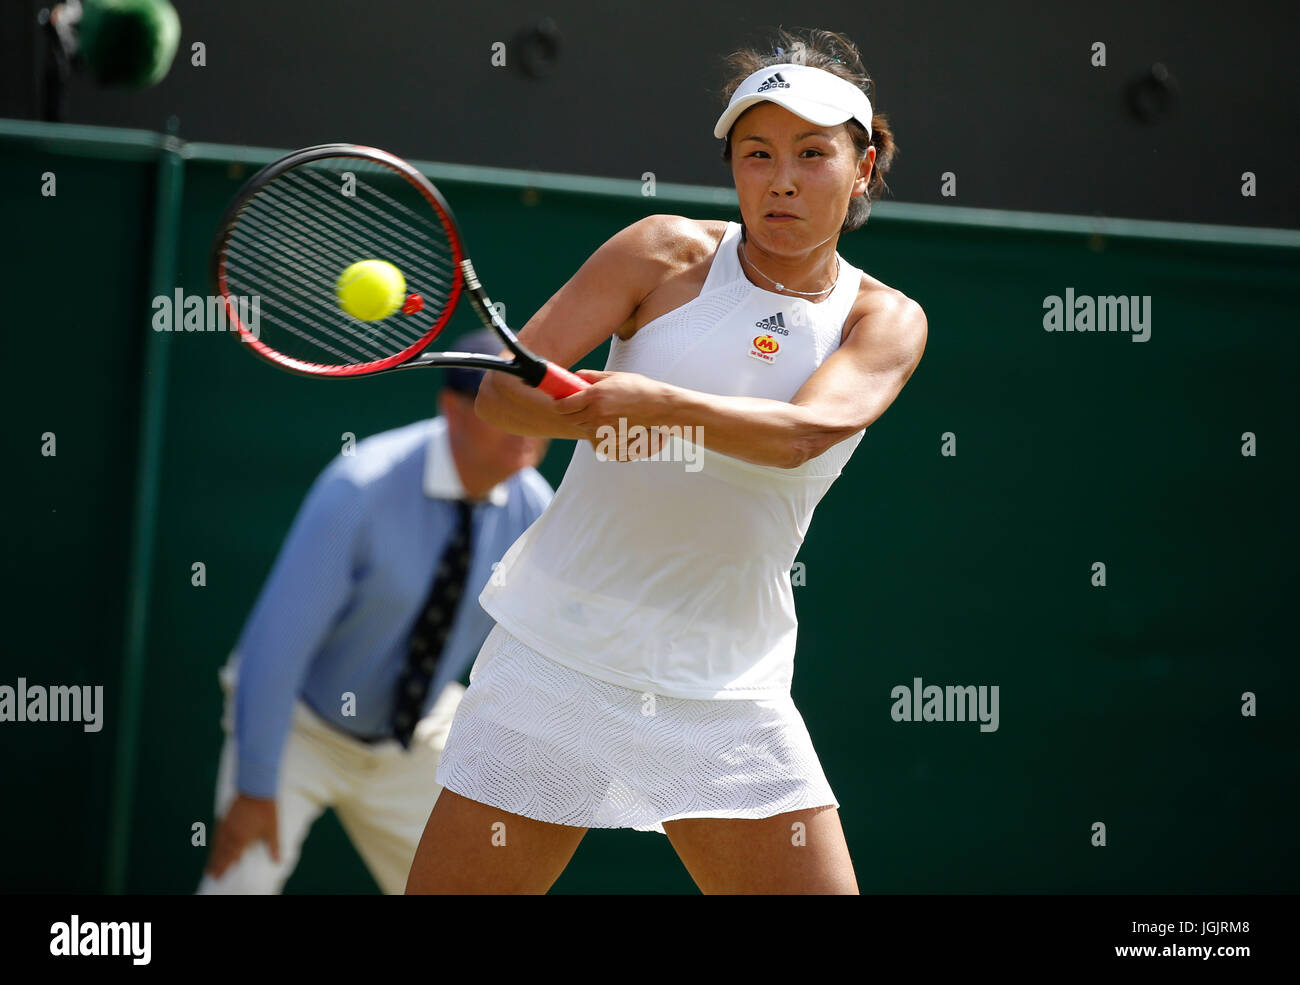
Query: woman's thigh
662 805 858 894
405 788 588 894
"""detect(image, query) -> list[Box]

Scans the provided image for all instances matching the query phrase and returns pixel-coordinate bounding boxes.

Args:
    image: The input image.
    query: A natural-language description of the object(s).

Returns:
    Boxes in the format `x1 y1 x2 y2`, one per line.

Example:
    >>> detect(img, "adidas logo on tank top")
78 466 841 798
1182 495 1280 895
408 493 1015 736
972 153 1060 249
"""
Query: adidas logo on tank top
751 311 788 363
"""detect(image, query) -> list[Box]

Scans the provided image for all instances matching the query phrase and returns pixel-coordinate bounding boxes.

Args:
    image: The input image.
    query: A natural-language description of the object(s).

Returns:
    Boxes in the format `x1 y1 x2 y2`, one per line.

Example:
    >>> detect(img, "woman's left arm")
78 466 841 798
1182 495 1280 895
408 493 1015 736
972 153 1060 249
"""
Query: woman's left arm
552 291 928 469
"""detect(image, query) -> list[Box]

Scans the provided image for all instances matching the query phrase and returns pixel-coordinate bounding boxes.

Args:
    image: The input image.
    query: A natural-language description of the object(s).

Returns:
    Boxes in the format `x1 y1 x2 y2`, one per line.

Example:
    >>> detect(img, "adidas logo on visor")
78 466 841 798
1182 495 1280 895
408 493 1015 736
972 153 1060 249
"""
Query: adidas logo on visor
756 72 790 93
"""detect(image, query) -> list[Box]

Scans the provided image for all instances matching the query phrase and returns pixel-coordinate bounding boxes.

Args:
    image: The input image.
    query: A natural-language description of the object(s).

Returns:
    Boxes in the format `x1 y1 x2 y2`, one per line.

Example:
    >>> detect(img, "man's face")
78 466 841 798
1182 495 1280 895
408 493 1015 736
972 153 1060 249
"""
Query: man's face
442 389 548 477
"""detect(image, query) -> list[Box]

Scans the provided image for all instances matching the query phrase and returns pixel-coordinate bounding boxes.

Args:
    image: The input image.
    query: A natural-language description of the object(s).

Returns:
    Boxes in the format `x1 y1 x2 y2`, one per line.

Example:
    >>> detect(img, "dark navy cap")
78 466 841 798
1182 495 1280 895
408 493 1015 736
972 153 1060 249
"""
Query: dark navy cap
442 329 505 396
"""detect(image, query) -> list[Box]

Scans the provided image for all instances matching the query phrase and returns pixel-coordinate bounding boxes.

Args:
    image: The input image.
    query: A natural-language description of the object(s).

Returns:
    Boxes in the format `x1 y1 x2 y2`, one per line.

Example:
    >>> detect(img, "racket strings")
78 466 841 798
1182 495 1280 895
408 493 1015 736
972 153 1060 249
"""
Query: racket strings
224 234 403 364
225 241 395 363
276 171 454 294
293 168 457 280
228 206 427 356
219 155 459 368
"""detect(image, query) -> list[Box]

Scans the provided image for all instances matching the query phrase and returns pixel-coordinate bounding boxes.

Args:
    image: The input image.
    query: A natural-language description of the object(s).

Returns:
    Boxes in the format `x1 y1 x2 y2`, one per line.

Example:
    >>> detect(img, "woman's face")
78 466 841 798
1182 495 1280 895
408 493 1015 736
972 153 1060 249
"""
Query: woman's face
729 101 874 256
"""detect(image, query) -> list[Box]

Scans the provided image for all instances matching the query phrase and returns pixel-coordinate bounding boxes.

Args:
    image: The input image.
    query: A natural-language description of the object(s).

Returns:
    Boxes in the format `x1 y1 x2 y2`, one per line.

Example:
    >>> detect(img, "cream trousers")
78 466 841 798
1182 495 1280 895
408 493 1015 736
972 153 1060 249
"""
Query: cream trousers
197 675 464 895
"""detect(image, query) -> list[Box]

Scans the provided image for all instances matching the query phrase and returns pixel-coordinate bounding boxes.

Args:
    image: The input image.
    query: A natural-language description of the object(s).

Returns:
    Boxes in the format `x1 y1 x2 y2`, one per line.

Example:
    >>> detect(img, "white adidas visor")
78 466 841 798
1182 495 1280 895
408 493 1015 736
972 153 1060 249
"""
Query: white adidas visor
713 63 873 142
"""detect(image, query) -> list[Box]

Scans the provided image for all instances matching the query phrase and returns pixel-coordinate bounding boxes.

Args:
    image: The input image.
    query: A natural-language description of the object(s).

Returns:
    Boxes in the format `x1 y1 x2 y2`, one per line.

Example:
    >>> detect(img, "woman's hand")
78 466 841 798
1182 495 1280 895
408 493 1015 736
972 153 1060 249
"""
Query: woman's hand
552 370 677 459
547 284 928 469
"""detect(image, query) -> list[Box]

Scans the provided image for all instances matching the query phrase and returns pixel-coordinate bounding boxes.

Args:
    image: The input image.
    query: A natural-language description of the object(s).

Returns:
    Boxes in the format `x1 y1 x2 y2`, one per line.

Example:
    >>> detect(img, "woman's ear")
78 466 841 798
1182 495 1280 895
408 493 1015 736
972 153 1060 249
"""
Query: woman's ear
856 152 874 195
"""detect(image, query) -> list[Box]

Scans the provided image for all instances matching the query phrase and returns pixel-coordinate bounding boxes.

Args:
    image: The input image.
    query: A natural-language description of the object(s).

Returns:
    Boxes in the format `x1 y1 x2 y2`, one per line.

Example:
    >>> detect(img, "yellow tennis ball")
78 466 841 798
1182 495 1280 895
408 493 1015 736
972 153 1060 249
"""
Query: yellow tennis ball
336 259 406 321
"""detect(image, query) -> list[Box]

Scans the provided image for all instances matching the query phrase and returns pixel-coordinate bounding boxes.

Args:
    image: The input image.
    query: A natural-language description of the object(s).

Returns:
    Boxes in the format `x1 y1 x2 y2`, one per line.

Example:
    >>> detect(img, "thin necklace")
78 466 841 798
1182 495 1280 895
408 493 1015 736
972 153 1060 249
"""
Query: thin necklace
739 239 840 297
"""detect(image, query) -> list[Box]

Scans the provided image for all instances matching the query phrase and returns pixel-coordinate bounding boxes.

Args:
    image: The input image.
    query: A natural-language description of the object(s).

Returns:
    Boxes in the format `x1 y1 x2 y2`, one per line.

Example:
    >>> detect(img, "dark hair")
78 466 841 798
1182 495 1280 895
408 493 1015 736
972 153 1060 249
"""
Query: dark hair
718 27 896 233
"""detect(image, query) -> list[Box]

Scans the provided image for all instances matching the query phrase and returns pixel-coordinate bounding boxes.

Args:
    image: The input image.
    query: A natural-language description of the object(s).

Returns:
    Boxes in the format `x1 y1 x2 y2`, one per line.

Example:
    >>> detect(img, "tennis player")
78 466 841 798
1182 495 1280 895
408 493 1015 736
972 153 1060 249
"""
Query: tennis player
406 28 927 894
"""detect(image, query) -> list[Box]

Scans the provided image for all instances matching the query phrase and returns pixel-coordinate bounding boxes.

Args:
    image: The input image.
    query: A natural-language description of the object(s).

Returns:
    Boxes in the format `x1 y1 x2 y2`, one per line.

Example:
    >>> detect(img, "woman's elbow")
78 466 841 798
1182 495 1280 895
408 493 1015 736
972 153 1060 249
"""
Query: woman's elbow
784 422 860 468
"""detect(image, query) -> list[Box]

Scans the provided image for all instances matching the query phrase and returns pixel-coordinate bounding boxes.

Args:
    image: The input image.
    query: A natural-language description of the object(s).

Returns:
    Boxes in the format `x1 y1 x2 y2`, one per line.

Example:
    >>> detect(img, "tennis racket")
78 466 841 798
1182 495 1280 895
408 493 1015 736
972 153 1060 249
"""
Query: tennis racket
208 143 588 397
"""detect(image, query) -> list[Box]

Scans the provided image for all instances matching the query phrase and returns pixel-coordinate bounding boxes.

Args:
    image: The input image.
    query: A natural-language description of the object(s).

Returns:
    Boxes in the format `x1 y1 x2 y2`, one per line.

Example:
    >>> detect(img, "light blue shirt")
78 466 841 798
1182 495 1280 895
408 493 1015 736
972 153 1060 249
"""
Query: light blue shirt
231 417 553 798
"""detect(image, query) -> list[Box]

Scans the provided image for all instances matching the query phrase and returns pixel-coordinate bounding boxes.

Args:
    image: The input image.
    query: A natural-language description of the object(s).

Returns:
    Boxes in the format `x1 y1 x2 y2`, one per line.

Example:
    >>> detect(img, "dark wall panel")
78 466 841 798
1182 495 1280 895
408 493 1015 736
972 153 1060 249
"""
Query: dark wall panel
14 0 1294 229
0 137 155 891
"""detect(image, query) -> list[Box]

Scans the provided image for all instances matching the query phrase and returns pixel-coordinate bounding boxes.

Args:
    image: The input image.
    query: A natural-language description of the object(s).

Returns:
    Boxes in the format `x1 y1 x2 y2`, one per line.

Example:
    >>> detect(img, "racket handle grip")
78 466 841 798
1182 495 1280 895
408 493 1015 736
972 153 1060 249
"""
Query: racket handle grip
536 362 589 398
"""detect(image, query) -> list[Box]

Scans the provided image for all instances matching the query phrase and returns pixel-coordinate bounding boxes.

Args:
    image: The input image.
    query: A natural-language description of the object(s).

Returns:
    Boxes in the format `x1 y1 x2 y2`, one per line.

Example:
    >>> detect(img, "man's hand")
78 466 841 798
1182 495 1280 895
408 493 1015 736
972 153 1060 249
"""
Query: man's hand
205 794 280 878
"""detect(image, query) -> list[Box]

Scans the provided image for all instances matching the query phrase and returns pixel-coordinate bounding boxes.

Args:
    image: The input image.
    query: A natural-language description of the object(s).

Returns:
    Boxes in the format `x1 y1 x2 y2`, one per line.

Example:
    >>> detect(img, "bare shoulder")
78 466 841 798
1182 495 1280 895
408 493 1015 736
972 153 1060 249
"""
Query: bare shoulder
614 216 729 339
505 214 727 365
842 270 928 355
616 214 724 269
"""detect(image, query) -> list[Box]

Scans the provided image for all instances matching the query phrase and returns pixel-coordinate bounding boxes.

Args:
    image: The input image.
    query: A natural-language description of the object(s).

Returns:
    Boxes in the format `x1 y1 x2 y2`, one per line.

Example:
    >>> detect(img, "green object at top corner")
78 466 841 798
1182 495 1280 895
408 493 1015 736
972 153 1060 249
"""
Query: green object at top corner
79 0 182 88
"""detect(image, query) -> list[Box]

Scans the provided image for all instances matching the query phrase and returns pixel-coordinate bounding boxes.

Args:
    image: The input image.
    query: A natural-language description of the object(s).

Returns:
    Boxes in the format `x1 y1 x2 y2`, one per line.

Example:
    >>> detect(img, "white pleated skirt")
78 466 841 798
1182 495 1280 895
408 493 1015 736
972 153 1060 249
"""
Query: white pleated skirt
434 623 839 834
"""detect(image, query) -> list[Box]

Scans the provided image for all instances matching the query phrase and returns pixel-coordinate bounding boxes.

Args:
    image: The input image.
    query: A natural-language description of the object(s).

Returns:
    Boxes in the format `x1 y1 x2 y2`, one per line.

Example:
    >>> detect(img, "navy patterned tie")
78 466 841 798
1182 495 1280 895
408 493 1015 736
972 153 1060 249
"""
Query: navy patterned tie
392 499 474 749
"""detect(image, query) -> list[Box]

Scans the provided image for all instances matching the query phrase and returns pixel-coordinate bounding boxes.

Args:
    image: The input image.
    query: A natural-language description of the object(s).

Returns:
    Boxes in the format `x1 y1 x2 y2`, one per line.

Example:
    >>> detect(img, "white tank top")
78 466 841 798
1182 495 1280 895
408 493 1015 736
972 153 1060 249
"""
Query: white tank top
479 220 866 699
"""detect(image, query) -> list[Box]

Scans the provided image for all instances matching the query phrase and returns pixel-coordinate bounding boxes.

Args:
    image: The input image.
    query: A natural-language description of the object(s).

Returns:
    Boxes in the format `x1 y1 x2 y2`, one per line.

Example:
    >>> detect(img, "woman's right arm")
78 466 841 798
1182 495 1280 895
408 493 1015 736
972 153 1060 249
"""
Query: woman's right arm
475 214 679 438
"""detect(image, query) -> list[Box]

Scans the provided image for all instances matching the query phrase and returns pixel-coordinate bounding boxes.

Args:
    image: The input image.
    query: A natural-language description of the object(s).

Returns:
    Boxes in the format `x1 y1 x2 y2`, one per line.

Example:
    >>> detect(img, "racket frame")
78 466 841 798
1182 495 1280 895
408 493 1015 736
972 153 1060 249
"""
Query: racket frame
209 143 559 390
